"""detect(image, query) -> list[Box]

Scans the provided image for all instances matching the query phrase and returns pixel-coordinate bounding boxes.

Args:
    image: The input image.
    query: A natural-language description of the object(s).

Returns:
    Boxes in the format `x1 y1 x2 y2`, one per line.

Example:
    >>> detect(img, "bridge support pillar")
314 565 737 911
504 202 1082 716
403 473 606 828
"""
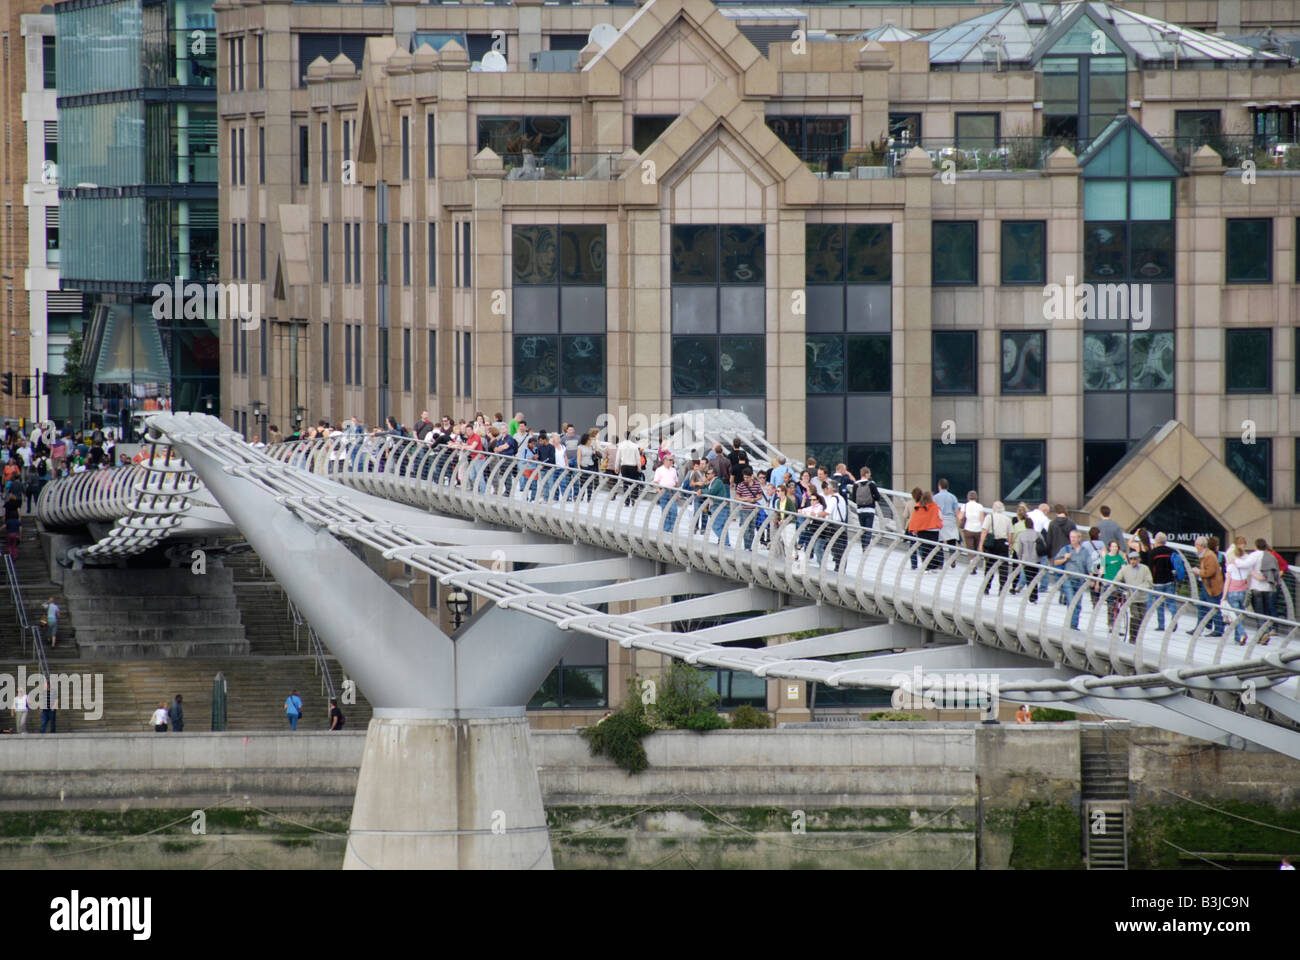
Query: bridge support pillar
344 707 553 870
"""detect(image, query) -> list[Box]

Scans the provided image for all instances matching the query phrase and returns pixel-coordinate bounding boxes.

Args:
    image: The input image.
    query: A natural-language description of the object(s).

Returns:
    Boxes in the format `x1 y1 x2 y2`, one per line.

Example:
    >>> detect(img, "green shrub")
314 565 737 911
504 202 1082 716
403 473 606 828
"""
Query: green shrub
1030 707 1077 723
729 704 771 729
581 710 655 775
653 662 722 729
681 708 729 731
866 711 924 722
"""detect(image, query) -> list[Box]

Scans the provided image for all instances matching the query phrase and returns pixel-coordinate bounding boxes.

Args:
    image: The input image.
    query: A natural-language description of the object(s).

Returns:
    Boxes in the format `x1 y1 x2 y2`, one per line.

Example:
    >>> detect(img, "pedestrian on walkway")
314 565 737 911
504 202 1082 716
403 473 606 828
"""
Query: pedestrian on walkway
13 689 29 733
151 702 169 732
1112 550 1153 642
42 597 59 648
285 690 303 730
171 694 184 732
1192 537 1225 636
329 698 346 730
40 683 56 733
978 500 1014 594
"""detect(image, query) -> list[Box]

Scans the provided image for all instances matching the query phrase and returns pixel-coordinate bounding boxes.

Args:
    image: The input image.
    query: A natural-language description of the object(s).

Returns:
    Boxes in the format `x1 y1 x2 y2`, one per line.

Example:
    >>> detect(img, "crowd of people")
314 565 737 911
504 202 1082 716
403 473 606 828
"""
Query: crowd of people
10 410 1297 648
902 485 1292 644
2 419 132 559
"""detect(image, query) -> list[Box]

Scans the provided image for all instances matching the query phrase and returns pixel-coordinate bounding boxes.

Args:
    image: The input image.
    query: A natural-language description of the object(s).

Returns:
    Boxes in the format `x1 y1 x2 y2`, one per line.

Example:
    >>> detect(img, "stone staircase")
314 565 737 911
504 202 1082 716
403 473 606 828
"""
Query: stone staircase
62 566 249 659
221 543 303 656
0 655 372 733
0 524 77 659
1081 723 1130 870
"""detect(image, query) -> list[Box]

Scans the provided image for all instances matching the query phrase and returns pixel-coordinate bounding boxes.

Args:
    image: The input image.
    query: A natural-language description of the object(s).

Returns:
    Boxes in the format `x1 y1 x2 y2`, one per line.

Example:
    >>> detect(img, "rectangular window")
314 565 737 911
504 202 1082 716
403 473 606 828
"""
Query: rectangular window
401 115 410 180
955 112 999 150
231 129 239 186
805 335 890 393
1226 218 1272 283
434 221 444 283
352 222 361 282
298 125 309 185
1225 329 1272 393
1226 437 1272 503
320 121 328 182
379 328 389 389
932 331 977 395
237 37 245 91
933 221 977 285
932 440 977 501
240 326 248 374
322 321 330 381
354 325 362 385
232 318 240 374
258 126 265 184
889 112 921 143
42 36 55 89
402 222 411 286
322 223 329 282
259 222 266 280
344 223 352 284
238 127 246 185
804 223 890 283
1000 221 1045 285
402 328 411 391
257 34 264 89
1000 331 1045 394
260 326 267 376
426 112 436 178
343 118 351 168
344 323 353 385
378 224 388 285
434 327 444 390
462 331 471 397
1174 109 1220 145
1001 439 1045 504
1084 441 1130 494
461 222 471 287
239 223 247 280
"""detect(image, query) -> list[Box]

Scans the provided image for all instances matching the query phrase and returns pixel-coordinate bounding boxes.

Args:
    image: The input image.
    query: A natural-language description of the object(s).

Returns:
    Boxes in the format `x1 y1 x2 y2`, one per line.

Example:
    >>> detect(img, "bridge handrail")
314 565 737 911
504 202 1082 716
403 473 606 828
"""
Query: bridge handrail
258 435 1300 666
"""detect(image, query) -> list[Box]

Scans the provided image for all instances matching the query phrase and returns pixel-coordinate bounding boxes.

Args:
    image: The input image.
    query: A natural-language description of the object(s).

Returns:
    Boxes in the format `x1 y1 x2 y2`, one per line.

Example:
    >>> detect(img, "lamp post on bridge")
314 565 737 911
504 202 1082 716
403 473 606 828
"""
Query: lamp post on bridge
446 588 470 629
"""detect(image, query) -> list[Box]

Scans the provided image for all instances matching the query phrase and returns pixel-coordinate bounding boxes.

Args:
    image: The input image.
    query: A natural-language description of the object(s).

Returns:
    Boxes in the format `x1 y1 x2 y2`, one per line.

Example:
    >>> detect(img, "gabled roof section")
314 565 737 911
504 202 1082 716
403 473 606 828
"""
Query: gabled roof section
583 0 777 99
621 82 816 207
1078 115 1181 178
918 1 1292 68
1081 420 1273 545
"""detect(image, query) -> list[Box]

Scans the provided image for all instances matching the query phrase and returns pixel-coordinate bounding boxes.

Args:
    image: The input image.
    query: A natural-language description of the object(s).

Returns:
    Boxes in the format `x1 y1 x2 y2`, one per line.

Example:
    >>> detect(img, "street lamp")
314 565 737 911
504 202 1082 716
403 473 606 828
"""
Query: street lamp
251 400 266 443
294 405 307 428
201 394 215 413
445 588 470 629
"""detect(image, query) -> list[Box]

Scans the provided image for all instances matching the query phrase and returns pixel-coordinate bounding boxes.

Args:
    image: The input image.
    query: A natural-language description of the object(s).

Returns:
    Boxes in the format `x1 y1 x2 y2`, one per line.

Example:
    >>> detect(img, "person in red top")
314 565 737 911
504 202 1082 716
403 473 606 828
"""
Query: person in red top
463 427 486 491
907 488 943 571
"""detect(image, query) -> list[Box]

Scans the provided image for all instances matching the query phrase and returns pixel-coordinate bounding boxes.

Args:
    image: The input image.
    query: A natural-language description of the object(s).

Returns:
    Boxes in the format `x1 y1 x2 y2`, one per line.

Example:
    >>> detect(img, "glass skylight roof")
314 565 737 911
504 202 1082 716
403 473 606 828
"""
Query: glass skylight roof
916 1 1294 68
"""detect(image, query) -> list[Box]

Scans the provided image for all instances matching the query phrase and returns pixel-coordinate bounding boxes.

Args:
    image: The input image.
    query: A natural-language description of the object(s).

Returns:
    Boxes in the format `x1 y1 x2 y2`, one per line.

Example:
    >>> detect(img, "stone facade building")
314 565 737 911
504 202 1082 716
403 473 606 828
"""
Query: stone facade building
216 0 1300 579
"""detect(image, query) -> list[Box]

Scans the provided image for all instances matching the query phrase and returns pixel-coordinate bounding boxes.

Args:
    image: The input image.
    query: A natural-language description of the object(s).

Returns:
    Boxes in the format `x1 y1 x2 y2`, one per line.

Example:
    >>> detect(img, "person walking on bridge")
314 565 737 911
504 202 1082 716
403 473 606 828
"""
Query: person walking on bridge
978 501 1014 595
1052 529 1099 630
1192 537 1225 637
1112 550 1153 642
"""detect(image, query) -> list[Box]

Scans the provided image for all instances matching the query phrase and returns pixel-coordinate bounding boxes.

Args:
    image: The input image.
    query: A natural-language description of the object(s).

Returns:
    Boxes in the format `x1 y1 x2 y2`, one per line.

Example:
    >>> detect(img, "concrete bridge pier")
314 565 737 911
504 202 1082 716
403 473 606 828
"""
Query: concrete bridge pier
345 707 553 870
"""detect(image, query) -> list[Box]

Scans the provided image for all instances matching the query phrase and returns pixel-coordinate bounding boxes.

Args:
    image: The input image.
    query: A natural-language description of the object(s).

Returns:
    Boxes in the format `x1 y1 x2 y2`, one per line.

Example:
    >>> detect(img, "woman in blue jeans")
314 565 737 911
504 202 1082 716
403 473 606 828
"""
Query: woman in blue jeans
1223 537 1259 645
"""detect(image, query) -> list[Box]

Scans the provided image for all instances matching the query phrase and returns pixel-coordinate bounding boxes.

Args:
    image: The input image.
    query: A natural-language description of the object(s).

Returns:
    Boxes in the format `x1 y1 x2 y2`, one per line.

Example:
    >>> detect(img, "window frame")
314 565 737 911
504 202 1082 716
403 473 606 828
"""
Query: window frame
931 330 978 396
1225 436 1273 503
932 221 978 286
954 112 1000 150
1000 438 1046 505
999 220 1046 286
1224 328 1273 394
1226 217 1273 284
999 330 1046 395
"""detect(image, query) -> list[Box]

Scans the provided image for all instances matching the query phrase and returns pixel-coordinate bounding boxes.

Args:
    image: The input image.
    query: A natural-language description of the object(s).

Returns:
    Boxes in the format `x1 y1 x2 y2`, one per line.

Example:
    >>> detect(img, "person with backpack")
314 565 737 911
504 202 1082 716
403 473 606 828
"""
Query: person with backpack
1146 533 1179 631
816 479 849 570
978 500 1015 595
1011 505 1044 602
284 690 304 730
854 466 881 551
1250 538 1281 625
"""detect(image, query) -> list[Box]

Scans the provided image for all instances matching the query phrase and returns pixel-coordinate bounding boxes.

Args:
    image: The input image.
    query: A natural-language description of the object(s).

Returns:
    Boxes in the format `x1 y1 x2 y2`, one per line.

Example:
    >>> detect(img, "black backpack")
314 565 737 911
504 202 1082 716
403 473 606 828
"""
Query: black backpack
854 480 878 509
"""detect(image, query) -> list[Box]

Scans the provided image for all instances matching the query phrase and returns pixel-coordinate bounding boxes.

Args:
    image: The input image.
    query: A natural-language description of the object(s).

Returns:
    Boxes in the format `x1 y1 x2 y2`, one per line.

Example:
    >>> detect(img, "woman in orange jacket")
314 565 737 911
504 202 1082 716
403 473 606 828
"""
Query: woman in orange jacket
907 488 943 571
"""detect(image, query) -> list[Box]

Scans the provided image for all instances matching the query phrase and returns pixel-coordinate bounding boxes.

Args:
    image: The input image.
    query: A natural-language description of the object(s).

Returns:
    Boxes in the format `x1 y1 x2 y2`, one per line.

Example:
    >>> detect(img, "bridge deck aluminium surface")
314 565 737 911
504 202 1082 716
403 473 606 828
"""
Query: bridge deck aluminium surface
32 414 1300 756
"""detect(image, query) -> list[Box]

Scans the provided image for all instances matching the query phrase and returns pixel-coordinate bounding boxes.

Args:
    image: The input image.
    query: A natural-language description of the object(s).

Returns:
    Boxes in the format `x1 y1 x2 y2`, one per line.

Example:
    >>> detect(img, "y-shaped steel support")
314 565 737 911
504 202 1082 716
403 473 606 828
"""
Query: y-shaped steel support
162 417 605 868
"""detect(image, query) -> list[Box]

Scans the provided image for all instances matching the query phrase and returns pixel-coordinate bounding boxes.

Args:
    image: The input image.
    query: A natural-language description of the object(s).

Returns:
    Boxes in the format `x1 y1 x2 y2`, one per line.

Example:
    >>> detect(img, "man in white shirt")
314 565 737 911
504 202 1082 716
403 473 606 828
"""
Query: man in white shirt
616 433 642 505
933 479 961 548
957 492 986 554
654 453 680 531
13 690 29 733
1027 502 1051 535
